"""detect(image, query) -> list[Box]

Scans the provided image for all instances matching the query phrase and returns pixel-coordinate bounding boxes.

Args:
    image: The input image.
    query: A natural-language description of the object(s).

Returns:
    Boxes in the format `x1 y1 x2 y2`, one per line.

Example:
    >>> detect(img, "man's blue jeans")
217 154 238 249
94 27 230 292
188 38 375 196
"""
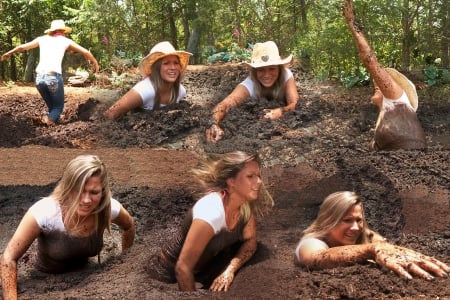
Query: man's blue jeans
35 73 64 122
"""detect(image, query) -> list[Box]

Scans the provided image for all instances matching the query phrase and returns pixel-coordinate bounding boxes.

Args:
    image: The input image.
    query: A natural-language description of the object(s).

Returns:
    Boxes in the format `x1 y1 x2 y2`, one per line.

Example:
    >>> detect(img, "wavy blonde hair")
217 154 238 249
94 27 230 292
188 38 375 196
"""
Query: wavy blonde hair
50 155 112 236
192 151 274 223
302 191 369 245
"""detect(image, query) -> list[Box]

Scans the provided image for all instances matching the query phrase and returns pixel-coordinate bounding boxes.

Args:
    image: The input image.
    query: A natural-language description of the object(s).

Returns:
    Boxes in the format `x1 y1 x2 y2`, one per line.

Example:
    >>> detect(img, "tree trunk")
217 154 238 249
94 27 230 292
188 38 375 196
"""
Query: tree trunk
440 0 450 68
401 0 412 70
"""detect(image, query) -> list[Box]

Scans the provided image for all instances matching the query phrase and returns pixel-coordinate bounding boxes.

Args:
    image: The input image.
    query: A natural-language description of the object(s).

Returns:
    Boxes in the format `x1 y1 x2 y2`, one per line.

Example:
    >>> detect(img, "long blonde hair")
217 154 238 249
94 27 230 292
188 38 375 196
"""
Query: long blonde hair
150 57 181 110
250 65 286 104
302 191 369 245
192 151 274 222
50 155 112 236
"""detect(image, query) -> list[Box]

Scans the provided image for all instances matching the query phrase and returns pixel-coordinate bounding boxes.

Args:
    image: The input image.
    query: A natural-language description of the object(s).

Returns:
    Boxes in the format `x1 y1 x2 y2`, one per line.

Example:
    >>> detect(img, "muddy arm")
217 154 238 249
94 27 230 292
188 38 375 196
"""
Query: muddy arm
103 89 144 120
112 206 136 252
209 216 257 292
1 212 41 300
263 76 299 119
206 85 250 143
342 0 403 100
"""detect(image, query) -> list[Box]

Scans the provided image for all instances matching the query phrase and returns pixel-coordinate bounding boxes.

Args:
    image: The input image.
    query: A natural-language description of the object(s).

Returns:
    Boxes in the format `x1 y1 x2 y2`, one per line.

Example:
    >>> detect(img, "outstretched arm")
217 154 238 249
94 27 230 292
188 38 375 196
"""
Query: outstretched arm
342 0 403 100
210 215 257 292
297 238 450 280
1 212 41 300
68 42 100 73
103 89 144 120
1 39 39 61
206 84 250 143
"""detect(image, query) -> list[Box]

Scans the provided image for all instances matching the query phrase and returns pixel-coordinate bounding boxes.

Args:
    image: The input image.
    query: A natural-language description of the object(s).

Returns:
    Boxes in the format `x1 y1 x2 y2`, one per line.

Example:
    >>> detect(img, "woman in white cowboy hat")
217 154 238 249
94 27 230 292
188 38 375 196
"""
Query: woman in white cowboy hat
343 0 427 150
1 20 100 125
206 41 300 143
103 41 192 120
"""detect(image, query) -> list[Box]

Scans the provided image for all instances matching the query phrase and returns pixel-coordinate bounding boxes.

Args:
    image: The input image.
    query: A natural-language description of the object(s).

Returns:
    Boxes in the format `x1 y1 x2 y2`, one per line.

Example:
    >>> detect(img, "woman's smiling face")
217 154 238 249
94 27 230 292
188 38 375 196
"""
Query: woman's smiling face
255 65 280 88
326 204 364 247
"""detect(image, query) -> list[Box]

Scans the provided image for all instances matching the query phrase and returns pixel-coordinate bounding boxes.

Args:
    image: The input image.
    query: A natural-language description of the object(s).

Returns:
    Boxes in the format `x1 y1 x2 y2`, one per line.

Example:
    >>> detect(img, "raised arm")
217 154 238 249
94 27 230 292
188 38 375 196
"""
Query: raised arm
112 206 135 252
342 0 403 100
210 215 257 292
1 212 41 300
206 84 250 143
175 219 215 291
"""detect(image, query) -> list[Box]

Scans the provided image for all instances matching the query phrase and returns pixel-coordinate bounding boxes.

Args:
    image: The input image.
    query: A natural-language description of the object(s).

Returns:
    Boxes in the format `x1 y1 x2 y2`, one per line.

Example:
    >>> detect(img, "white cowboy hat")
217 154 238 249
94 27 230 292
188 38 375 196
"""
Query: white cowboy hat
138 41 192 77
44 20 72 34
244 41 292 68
385 68 418 111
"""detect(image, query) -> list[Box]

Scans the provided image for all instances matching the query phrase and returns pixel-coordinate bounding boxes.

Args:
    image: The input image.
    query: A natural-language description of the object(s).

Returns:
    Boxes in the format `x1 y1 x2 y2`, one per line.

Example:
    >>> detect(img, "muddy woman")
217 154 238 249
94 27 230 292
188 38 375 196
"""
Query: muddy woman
103 41 192 120
295 191 450 280
0 155 135 300
343 0 427 150
145 151 274 291
205 41 300 143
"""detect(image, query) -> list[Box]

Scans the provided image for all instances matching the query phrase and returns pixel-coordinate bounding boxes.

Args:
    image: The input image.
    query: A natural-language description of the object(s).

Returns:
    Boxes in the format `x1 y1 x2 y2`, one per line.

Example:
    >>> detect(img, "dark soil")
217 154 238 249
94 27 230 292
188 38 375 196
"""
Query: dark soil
0 63 449 299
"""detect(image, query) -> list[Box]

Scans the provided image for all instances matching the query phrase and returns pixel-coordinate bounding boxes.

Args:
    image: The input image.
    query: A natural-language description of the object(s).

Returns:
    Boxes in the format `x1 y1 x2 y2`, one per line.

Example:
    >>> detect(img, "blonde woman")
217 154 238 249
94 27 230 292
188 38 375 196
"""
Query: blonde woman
146 151 274 292
296 191 450 280
206 41 299 143
1 155 135 300
103 41 192 120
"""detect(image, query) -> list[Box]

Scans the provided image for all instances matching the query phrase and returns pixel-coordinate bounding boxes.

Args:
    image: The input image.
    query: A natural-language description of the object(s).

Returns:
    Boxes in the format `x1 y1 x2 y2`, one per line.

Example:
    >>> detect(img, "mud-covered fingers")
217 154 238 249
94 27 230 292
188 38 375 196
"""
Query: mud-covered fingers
206 125 223 142
342 0 354 19
210 273 233 292
376 256 413 280
406 263 434 281
418 258 450 278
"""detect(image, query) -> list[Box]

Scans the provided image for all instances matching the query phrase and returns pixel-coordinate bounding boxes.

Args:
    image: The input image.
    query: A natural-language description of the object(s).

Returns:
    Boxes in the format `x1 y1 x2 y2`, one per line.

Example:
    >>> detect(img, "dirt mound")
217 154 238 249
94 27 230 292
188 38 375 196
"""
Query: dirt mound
0 64 449 299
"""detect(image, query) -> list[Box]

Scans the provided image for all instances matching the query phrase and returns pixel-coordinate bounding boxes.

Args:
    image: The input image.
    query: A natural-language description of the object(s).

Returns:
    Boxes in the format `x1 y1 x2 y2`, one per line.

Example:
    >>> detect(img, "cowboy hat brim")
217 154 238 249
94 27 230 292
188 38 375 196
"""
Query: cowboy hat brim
244 55 293 68
138 51 192 77
385 68 418 111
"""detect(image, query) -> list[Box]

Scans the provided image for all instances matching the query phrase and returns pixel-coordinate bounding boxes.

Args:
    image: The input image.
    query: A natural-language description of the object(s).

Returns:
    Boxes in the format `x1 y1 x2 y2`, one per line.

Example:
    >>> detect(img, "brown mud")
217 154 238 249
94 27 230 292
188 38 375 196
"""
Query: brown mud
0 64 449 299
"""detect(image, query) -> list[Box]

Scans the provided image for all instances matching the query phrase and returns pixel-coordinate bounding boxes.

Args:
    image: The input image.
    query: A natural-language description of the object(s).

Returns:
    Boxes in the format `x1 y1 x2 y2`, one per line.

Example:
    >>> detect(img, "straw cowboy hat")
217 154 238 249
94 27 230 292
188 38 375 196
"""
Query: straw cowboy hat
138 41 192 77
245 41 292 68
44 20 72 34
385 68 418 111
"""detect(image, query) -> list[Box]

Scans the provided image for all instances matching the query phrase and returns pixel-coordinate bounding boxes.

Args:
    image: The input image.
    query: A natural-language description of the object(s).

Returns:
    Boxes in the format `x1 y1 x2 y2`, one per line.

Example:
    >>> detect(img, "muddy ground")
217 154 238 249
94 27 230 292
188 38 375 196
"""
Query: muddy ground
0 64 449 299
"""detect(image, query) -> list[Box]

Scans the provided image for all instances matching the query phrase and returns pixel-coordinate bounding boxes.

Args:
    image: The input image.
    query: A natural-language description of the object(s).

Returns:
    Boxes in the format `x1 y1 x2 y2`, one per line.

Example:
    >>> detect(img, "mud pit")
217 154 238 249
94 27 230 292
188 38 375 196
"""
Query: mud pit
0 64 449 299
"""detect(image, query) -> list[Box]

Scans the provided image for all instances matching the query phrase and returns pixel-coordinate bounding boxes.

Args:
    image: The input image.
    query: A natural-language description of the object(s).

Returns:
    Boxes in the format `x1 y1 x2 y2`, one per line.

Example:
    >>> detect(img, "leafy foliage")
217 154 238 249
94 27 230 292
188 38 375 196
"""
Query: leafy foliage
0 0 448 86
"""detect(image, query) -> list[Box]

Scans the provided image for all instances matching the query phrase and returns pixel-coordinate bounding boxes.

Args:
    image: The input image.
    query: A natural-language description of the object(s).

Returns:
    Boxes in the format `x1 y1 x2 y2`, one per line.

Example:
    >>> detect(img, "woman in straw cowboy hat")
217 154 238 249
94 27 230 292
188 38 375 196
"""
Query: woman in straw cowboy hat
103 41 192 120
206 41 300 143
343 0 427 150
1 20 100 125
295 191 450 281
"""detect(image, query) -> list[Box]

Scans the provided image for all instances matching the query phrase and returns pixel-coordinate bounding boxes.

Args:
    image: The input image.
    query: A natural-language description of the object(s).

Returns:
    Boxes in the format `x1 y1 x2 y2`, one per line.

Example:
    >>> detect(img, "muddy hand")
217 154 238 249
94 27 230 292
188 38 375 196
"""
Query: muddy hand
210 270 235 292
373 242 450 280
263 108 283 120
342 0 355 23
206 124 224 143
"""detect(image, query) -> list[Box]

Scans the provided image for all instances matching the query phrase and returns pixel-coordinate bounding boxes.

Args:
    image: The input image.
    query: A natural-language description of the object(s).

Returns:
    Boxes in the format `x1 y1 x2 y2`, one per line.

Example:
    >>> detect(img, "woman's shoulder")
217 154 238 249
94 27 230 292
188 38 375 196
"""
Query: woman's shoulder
30 196 59 212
